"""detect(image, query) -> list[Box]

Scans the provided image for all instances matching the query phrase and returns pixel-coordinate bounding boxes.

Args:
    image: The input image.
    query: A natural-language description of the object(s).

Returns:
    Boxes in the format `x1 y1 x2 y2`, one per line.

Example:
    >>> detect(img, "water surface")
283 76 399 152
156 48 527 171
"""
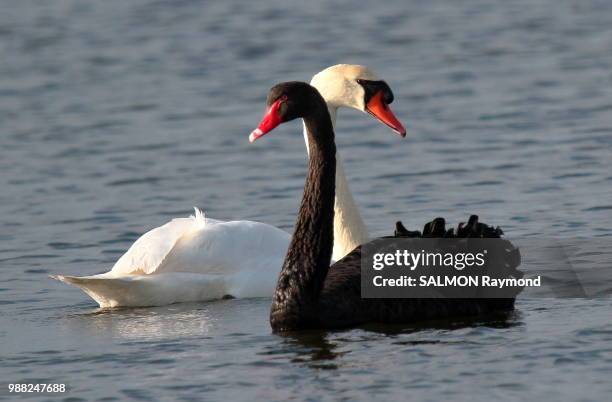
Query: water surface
1 0 612 401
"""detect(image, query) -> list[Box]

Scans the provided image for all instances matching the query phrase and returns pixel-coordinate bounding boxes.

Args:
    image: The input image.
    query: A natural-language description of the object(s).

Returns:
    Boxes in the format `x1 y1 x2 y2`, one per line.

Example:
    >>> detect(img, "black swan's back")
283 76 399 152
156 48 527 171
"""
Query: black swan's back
316 215 522 329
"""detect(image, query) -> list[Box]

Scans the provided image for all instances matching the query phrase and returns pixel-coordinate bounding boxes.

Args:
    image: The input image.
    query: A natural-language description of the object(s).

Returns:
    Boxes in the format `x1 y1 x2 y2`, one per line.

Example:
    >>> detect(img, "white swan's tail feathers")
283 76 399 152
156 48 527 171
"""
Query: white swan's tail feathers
50 274 93 286
50 274 136 308
50 273 228 308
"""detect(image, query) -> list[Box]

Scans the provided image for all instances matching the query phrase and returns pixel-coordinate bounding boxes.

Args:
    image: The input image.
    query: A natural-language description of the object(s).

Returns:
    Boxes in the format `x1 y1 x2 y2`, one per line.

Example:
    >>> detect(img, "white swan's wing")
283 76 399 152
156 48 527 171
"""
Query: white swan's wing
110 208 209 275
110 208 290 276
155 220 291 275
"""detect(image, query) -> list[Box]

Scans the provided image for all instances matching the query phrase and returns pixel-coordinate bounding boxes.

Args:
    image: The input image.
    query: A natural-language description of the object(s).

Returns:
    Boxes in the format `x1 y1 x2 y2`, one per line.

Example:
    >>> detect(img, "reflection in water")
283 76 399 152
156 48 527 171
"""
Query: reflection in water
281 330 346 369
274 310 522 369
60 302 218 340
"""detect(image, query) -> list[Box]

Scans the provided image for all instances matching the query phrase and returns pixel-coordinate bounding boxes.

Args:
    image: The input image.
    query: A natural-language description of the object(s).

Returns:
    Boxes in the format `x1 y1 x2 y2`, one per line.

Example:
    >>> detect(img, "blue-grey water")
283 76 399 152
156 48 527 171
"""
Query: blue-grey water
1 0 612 401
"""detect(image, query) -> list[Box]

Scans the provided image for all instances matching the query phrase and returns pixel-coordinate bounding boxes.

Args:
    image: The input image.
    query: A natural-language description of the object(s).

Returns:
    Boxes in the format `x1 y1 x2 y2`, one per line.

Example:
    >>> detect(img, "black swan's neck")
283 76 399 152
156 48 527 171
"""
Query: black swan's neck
270 107 336 332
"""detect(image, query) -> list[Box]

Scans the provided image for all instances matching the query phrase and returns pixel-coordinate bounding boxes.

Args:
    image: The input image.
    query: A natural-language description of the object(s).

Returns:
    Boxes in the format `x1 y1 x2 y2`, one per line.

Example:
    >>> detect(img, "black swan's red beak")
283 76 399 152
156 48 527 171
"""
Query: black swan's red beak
249 98 284 143
365 91 406 137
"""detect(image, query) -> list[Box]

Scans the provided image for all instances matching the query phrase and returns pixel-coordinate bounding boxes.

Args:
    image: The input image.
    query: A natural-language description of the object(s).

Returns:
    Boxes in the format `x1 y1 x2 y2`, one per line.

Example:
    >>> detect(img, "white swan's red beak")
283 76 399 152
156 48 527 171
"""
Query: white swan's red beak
249 98 284 143
365 91 406 137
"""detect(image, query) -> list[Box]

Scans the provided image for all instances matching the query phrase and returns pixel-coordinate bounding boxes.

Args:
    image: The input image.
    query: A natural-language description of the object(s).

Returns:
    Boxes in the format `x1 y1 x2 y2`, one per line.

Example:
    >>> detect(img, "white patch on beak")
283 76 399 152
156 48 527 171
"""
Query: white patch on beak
249 128 263 143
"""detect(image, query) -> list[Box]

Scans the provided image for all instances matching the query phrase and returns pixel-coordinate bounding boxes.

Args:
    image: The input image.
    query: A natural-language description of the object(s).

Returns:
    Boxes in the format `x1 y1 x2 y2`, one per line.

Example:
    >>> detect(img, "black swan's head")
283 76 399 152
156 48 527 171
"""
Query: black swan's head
249 81 326 143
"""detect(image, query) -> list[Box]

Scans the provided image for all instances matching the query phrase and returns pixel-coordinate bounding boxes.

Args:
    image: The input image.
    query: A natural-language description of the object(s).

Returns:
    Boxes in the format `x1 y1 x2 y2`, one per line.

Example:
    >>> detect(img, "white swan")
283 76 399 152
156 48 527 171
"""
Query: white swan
51 64 406 307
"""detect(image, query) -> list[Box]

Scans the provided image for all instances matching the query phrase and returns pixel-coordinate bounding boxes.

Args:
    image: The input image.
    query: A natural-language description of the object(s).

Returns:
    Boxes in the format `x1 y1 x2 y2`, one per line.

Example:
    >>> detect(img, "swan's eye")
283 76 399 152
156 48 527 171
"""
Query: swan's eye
279 95 288 102
357 79 394 105
381 84 394 104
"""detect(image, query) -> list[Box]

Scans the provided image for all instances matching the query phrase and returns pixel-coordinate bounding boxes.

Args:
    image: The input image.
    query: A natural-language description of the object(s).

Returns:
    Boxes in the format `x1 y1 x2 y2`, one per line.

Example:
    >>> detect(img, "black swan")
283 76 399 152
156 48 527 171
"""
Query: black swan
250 82 521 332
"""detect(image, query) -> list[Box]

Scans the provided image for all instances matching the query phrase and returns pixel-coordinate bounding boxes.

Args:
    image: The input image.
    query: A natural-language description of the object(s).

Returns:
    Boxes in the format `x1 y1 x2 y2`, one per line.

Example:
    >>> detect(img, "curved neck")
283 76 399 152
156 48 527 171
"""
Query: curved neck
271 107 336 332
303 106 368 261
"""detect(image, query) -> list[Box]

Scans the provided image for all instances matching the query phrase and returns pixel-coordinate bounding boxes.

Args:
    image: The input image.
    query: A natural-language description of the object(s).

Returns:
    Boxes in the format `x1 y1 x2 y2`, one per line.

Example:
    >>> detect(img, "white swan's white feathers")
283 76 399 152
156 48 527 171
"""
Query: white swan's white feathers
51 208 290 307
50 272 228 307
110 207 213 276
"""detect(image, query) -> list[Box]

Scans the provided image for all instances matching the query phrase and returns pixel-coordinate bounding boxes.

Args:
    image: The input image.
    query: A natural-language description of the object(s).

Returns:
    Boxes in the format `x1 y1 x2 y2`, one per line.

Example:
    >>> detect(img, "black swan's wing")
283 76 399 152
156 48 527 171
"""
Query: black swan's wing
395 215 522 287
316 215 521 328
395 214 505 238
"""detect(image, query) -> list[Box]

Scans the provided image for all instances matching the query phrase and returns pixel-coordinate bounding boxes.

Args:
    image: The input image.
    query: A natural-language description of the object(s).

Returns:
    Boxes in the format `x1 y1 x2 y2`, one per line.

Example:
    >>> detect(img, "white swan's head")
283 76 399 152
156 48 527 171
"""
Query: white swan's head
310 64 406 136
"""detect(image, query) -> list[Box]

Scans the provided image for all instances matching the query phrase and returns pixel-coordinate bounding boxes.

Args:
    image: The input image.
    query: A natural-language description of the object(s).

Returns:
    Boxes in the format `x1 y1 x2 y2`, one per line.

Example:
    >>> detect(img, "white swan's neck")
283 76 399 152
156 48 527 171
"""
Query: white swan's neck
303 107 369 261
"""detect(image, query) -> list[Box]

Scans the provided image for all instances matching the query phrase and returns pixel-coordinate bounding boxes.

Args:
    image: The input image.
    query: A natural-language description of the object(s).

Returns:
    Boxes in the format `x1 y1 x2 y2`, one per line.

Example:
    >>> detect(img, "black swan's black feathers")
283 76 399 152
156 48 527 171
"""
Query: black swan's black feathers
395 215 504 238
313 215 522 329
